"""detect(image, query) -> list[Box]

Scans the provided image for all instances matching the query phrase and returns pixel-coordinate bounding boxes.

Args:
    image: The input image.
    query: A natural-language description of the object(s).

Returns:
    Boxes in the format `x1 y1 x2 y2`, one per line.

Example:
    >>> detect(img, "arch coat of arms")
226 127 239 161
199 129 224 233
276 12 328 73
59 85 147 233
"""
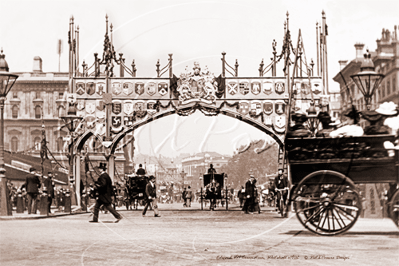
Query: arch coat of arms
176 62 218 105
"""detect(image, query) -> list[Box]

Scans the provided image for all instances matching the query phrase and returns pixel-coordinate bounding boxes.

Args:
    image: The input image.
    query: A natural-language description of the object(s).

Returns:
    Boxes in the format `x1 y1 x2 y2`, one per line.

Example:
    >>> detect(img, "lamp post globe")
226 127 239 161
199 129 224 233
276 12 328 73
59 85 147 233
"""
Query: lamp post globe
0 49 19 216
350 50 384 110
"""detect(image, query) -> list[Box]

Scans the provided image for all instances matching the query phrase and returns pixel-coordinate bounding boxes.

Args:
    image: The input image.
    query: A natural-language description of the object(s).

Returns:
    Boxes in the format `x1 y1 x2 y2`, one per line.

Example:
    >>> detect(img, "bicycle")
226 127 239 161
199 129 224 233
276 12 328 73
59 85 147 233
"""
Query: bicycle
275 187 289 217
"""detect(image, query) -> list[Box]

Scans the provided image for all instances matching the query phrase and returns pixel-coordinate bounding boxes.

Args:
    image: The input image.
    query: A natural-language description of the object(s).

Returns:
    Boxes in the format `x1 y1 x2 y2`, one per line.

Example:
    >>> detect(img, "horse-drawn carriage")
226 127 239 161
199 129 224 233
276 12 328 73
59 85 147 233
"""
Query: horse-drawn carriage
286 134 399 235
124 174 149 210
201 173 225 210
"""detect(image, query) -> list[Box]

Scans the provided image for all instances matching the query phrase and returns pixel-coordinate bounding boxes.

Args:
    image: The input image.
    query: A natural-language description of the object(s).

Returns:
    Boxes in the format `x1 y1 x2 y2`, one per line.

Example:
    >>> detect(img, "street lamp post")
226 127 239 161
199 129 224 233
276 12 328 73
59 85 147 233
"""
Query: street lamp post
60 103 83 207
0 50 19 216
199 174 203 210
350 50 384 111
180 169 186 190
224 174 228 210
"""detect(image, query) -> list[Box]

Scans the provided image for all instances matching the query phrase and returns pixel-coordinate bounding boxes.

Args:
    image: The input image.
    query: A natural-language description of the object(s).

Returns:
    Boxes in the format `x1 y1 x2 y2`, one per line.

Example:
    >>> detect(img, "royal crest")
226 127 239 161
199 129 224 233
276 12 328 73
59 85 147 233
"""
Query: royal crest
96 82 105 96
239 81 249 95
158 82 168 96
76 100 85 111
123 100 134 115
176 62 217 104
263 81 273 95
249 101 262 116
85 101 96 114
273 115 286 133
86 82 95 96
263 101 273 115
76 83 85 95
275 101 286 115
251 81 261 95
135 82 144 95
123 82 134 95
238 101 250 115
275 82 285 94
146 82 157 96
112 100 122 115
228 81 238 95
112 82 122 95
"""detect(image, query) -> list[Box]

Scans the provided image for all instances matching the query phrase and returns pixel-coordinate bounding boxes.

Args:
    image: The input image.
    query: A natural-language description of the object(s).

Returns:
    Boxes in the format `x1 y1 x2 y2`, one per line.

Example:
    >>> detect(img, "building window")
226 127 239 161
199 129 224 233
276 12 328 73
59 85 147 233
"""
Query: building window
393 77 397 93
35 106 41 119
56 136 64 152
13 92 18 99
12 105 18 119
387 80 391 96
33 136 41 151
382 82 385 98
11 137 18 152
35 91 41 99
59 92 64 99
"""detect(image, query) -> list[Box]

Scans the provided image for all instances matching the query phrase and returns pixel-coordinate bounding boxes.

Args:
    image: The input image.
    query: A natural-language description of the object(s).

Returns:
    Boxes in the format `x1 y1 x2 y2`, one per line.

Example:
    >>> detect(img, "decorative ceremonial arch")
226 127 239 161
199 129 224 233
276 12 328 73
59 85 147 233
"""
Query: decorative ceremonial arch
64 14 328 193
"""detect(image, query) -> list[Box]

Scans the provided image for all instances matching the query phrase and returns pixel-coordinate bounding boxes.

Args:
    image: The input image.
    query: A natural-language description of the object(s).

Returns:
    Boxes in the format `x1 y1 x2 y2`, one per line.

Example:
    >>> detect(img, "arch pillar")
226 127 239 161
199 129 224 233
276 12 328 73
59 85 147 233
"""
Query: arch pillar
75 154 81 208
108 155 115 184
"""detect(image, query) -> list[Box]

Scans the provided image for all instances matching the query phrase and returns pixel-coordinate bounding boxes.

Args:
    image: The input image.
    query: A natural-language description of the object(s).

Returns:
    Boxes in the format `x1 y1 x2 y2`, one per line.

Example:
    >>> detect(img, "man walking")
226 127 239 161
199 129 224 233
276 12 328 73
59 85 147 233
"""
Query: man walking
242 174 256 214
89 163 122 223
43 172 55 214
22 168 41 214
185 186 193 207
142 176 161 217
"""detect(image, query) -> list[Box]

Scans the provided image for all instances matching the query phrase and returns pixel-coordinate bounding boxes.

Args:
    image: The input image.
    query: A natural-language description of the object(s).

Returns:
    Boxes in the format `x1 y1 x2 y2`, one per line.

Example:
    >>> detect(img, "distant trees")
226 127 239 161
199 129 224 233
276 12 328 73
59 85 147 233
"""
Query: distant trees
220 140 279 189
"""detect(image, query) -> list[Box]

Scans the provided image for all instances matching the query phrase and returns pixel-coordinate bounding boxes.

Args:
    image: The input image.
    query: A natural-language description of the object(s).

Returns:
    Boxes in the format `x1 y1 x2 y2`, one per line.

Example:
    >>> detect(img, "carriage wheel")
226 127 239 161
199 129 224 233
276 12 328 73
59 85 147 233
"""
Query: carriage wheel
292 170 362 236
388 189 399 228
279 195 285 217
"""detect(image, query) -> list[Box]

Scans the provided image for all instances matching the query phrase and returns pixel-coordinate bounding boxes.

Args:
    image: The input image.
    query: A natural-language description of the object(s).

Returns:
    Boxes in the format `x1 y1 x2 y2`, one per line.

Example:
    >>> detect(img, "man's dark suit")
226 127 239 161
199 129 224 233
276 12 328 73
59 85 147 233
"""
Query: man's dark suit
43 177 54 213
142 181 159 216
242 179 256 213
23 174 41 214
92 171 122 222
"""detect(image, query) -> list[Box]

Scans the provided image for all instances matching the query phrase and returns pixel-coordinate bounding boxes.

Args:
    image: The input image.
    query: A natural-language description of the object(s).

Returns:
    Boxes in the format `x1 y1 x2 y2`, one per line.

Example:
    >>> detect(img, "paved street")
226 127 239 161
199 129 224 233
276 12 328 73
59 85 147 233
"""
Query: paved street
1 202 398 266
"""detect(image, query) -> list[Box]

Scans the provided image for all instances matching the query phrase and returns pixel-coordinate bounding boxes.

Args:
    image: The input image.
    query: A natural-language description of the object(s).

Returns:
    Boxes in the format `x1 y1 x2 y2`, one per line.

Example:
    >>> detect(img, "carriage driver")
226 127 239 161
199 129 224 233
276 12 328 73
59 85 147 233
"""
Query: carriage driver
136 164 146 176
274 169 289 211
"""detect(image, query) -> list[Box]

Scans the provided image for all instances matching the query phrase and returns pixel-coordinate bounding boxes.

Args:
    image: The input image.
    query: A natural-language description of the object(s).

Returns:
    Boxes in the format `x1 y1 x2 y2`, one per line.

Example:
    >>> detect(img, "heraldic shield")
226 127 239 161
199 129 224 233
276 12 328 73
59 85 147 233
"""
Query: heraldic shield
273 115 286 133
123 82 133 95
275 101 286 115
239 81 249 95
263 101 273 115
263 81 273 95
112 100 122 115
86 82 95 95
146 82 157 96
112 116 122 131
158 82 168 96
123 100 134 115
135 82 144 95
85 101 96 114
96 82 105 96
112 82 122 95
76 100 85 111
251 82 261 95
238 101 250 115
249 101 262 116
228 81 238 95
76 82 85 95
275 81 285 94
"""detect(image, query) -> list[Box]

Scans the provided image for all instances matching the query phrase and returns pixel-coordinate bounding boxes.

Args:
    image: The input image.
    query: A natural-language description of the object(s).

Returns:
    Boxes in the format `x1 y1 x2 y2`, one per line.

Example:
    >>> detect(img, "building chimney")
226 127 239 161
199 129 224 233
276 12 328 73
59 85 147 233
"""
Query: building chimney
33 56 42 73
338 60 348 70
354 43 365 60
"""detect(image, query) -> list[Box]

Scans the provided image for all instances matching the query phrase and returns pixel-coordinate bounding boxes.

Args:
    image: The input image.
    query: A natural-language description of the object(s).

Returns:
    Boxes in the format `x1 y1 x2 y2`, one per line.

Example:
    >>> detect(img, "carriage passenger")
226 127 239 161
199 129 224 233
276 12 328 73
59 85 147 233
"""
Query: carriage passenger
208 164 217 174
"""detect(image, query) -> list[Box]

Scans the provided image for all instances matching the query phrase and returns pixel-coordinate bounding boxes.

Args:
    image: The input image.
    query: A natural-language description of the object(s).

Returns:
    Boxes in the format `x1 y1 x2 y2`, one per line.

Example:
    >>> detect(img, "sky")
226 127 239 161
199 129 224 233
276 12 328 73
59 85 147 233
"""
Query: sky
1 0 398 157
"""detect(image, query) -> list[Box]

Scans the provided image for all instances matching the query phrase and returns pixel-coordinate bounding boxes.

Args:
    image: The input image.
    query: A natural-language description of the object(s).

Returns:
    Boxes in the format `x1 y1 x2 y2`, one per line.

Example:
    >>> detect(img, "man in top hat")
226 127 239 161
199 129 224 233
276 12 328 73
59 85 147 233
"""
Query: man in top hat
287 110 311 138
242 174 257 214
89 162 123 223
208 164 216 174
43 172 55 214
21 168 41 214
136 164 146 176
142 175 161 217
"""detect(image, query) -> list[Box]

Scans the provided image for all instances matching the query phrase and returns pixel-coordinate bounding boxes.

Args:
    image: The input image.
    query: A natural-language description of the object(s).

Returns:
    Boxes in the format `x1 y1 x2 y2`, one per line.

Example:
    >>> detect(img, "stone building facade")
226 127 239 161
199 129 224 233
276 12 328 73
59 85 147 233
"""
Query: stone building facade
333 26 399 115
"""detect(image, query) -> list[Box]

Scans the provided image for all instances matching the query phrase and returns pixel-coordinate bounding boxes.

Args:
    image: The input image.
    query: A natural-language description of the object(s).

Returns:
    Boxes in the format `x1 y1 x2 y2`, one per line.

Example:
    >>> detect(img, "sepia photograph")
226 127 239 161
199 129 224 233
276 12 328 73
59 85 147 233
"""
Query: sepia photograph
0 0 398 265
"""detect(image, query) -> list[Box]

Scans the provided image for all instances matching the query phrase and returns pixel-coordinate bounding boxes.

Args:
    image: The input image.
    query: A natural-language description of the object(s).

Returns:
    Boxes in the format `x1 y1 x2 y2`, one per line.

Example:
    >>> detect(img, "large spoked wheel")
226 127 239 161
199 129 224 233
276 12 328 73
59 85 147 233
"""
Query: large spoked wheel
388 189 399 228
292 170 362 236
